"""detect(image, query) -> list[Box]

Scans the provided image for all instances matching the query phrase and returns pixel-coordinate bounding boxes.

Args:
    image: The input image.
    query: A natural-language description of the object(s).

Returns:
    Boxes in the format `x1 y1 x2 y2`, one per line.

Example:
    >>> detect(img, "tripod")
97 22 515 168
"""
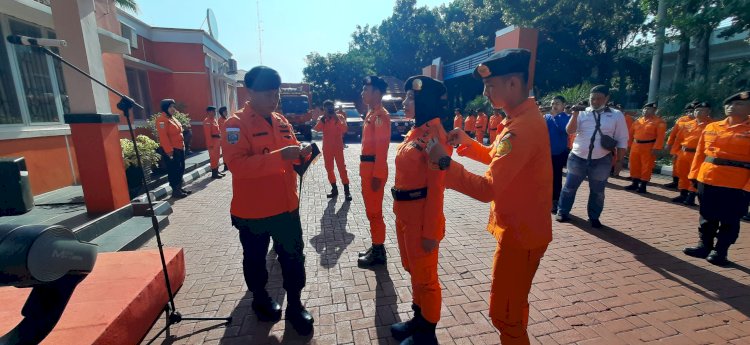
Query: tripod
34 46 232 343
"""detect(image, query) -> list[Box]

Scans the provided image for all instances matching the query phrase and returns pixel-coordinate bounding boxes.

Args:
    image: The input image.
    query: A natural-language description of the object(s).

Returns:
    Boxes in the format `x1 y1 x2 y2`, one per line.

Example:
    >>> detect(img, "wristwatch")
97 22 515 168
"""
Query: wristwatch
438 156 452 170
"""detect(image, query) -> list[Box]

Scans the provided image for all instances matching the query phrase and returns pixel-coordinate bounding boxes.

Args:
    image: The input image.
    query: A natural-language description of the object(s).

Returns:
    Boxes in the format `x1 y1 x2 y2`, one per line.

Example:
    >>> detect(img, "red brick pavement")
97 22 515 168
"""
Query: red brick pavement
141 142 749 345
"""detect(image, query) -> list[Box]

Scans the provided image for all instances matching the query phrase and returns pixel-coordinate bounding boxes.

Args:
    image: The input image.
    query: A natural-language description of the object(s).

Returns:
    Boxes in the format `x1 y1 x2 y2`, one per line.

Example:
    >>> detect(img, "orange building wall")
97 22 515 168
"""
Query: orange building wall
494 28 538 90
0 136 79 195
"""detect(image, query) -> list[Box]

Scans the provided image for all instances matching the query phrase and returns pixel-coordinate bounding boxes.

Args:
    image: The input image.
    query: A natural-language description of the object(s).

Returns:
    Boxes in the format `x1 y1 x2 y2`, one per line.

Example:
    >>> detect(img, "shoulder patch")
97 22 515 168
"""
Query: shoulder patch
226 127 240 145
495 133 514 157
159 122 165 129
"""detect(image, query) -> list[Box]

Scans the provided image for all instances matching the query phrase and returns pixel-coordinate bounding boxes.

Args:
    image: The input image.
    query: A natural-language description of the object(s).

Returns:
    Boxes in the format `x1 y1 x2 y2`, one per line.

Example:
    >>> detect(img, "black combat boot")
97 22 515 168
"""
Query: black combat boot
625 179 640 191
358 244 386 268
683 192 697 206
672 190 688 203
391 304 421 341
211 168 223 179
683 234 714 259
343 184 353 201
252 291 282 322
664 176 679 189
706 241 731 266
400 316 438 345
286 291 314 335
637 180 648 193
358 246 372 258
327 184 339 198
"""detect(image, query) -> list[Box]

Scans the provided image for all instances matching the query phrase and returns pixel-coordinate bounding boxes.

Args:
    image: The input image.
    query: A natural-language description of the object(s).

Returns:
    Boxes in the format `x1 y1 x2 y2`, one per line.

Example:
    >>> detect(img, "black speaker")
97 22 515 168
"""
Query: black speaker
0 157 34 216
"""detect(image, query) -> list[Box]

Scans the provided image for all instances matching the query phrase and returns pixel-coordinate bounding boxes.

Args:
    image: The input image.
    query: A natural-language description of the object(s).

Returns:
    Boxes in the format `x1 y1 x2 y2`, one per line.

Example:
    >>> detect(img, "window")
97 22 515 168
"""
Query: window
120 23 138 49
125 67 152 120
0 15 68 126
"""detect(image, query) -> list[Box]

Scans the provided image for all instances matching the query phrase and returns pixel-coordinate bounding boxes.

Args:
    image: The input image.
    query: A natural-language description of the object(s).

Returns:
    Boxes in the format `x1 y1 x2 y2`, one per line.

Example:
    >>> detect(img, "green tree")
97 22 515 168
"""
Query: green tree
302 51 374 104
114 0 138 12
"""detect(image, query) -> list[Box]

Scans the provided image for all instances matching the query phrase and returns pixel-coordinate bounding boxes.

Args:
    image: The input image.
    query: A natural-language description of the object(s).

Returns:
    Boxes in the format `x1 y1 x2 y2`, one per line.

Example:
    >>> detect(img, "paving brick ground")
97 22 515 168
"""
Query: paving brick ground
141 141 749 345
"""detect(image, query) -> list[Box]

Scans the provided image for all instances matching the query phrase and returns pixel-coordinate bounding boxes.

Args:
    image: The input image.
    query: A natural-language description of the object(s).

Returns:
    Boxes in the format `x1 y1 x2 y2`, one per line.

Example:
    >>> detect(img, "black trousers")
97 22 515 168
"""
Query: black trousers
232 210 306 298
551 150 569 202
165 149 185 190
697 183 749 246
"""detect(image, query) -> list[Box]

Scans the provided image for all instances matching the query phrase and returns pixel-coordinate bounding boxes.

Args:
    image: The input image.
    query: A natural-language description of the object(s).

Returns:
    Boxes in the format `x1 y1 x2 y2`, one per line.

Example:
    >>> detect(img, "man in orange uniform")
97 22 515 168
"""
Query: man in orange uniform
428 49 552 345
664 102 697 188
156 99 191 198
475 110 488 144
357 76 392 268
488 109 503 143
389 76 452 345
685 91 750 266
203 106 225 179
314 100 352 201
671 102 713 206
464 112 476 137
218 106 229 172
222 66 315 335
625 102 666 193
453 108 464 129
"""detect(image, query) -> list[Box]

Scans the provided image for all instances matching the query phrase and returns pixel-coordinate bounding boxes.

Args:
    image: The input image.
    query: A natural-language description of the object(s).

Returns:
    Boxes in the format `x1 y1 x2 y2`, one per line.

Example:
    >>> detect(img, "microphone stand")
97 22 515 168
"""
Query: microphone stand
34 46 231 343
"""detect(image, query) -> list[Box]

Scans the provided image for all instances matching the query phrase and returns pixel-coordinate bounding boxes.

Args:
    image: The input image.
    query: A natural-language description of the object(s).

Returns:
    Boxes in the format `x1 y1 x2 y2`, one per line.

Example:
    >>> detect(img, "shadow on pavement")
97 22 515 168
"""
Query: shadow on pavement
566 214 750 318
373 265 401 345
310 198 354 269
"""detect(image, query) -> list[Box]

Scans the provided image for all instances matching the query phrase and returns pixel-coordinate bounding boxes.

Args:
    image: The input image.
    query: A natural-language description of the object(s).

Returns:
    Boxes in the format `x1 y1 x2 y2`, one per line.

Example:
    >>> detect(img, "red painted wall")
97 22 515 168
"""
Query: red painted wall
494 28 539 90
0 136 79 195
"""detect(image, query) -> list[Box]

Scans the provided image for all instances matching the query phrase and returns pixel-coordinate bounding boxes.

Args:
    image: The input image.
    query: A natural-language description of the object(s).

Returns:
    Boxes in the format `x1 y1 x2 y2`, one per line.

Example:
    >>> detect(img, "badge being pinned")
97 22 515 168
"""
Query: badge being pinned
159 122 165 129
495 133 513 157
226 127 240 145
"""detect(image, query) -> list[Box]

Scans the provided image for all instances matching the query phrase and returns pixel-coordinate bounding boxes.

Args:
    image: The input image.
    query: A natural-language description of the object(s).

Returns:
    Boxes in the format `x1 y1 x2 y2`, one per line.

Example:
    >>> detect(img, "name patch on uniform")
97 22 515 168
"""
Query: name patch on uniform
159 122 165 129
226 127 240 145
375 116 383 127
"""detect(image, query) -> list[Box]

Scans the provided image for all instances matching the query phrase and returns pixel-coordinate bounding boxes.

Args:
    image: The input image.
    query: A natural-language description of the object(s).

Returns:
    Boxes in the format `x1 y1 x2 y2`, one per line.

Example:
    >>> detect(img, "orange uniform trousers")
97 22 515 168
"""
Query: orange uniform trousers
628 143 657 181
395 201 441 323
323 147 349 184
208 138 221 169
491 243 547 345
361 163 386 245
675 149 697 192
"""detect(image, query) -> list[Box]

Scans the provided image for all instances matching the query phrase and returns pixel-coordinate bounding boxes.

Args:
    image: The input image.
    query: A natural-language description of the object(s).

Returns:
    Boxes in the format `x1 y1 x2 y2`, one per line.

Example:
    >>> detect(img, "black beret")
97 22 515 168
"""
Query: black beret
643 102 657 109
218 106 227 114
590 85 609 96
473 48 531 79
206 106 216 112
244 66 281 91
723 91 750 105
363 76 387 93
322 100 334 107
684 102 695 110
553 95 567 103
694 101 711 109
160 99 175 113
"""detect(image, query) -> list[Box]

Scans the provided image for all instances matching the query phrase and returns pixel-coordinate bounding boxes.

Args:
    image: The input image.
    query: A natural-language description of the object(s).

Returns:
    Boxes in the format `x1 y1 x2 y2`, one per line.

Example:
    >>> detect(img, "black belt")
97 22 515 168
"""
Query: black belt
360 155 375 162
705 156 750 169
211 135 221 139
490 128 498 131
681 146 696 153
391 187 427 201
635 139 656 144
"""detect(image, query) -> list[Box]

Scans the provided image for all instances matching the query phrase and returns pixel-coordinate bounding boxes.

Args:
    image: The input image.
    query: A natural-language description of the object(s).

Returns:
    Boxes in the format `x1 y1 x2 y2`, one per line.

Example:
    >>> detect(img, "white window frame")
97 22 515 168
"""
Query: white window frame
0 13 66 128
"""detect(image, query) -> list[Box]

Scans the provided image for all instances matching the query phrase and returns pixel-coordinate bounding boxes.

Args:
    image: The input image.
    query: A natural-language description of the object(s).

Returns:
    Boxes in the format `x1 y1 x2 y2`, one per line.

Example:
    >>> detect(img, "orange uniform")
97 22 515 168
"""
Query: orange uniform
689 117 750 192
667 115 695 155
672 119 712 192
624 113 635 148
360 106 391 245
447 99 551 343
453 114 463 129
488 114 502 143
464 115 476 134
203 115 221 169
218 116 228 168
629 116 667 182
475 112 488 141
222 103 301 219
393 118 450 324
155 113 184 155
314 113 349 184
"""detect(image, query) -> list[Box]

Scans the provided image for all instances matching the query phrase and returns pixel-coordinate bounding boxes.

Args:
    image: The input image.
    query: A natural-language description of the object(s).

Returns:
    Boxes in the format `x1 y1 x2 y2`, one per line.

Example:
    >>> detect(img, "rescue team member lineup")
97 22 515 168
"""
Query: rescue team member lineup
150 46 748 344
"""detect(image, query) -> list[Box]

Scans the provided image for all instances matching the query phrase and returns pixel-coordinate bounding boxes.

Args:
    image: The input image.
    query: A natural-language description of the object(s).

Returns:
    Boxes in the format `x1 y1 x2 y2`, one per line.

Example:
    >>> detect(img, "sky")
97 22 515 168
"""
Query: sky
128 0 448 83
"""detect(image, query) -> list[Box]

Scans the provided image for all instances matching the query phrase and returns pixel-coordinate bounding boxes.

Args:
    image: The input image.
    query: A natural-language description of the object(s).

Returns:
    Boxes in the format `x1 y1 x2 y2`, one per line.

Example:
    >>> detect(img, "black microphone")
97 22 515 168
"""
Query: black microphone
6 35 67 48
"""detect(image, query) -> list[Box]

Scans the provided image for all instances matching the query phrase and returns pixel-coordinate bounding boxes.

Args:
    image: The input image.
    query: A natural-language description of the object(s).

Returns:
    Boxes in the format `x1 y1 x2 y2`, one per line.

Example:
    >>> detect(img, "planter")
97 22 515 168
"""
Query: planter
125 165 152 199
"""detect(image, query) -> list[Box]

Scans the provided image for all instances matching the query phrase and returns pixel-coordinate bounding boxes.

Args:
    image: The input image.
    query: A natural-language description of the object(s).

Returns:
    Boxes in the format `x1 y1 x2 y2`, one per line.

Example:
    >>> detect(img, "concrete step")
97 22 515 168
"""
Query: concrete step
74 204 134 242
91 215 170 252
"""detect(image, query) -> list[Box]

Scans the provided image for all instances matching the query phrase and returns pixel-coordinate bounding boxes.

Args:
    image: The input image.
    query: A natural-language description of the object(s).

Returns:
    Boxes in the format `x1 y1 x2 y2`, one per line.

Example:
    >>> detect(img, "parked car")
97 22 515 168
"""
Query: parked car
336 102 364 140
389 110 413 140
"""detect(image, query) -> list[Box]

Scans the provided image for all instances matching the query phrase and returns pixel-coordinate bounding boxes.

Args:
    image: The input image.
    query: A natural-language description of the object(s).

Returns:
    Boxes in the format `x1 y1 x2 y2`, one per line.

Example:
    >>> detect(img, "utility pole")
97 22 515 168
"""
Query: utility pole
256 0 263 64
648 0 667 103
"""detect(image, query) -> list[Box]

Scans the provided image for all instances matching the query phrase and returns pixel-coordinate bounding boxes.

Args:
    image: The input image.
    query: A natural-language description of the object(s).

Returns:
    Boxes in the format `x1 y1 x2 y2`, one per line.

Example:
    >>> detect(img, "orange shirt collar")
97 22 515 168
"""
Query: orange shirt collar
503 98 537 120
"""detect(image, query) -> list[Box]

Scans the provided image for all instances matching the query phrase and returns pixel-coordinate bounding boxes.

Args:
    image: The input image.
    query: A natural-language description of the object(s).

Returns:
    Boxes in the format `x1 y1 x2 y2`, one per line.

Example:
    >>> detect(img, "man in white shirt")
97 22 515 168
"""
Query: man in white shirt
555 85 629 228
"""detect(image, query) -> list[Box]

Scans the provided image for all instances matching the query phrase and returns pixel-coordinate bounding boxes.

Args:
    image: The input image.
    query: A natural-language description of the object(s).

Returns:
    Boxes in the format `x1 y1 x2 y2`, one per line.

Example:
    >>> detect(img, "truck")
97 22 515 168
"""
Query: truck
279 83 314 141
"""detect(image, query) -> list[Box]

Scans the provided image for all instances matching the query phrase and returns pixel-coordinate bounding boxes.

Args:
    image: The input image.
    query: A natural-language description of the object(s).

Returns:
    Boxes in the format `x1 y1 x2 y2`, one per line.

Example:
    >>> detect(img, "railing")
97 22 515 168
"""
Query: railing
443 48 493 80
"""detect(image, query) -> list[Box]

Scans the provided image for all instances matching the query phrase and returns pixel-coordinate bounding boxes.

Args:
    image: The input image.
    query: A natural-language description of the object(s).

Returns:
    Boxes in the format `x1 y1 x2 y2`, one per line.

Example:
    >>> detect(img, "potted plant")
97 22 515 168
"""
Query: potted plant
173 112 193 155
121 135 161 199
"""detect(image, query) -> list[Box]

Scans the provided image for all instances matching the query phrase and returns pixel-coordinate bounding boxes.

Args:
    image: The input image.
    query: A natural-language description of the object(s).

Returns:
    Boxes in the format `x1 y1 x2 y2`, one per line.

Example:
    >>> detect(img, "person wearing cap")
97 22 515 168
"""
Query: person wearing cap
218 106 230 172
665 102 698 188
427 48 552 345
544 95 571 214
684 91 750 266
488 109 504 143
156 99 191 198
314 100 352 201
556 85 629 228
671 102 714 206
389 76 452 345
464 112 476 137
222 66 315 334
203 106 224 179
357 75 392 268
475 110 489 144
453 108 464 130
624 102 666 193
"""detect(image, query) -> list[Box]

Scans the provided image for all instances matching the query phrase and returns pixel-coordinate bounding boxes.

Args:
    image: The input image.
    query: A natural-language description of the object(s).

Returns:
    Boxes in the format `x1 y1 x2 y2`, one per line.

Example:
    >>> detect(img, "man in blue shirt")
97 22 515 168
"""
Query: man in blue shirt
544 95 571 214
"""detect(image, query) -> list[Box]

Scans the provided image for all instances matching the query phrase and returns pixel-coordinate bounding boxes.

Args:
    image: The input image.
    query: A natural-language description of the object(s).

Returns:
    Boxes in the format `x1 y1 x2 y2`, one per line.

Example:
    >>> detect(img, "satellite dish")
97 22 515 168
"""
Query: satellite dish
207 8 218 39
